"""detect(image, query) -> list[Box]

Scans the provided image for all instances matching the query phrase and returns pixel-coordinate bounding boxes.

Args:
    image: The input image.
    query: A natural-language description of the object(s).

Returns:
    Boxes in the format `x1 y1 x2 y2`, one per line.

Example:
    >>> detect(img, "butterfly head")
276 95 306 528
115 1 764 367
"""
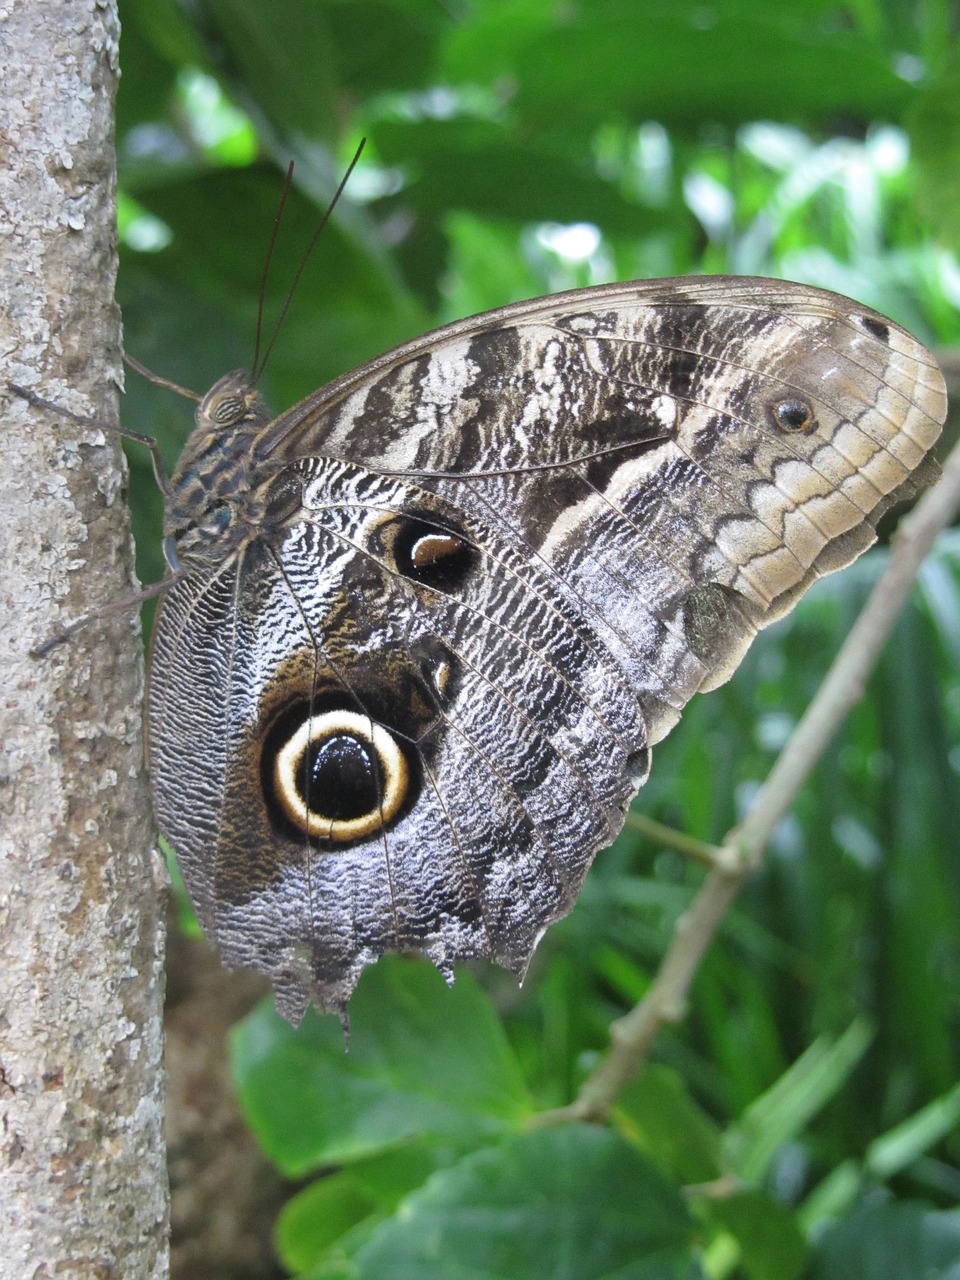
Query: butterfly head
194 369 270 435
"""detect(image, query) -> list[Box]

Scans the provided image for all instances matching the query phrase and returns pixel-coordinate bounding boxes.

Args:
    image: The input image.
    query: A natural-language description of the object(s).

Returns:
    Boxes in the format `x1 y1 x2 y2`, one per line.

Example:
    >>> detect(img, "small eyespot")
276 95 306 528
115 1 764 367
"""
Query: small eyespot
771 398 816 434
272 710 408 842
410 636 459 713
858 315 889 343
393 517 476 591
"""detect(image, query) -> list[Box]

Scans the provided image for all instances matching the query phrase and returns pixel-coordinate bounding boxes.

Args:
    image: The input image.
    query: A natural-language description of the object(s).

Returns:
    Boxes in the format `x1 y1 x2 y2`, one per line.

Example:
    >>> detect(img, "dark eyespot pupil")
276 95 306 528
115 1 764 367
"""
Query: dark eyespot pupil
394 518 476 590
411 533 463 570
775 399 813 431
303 734 379 821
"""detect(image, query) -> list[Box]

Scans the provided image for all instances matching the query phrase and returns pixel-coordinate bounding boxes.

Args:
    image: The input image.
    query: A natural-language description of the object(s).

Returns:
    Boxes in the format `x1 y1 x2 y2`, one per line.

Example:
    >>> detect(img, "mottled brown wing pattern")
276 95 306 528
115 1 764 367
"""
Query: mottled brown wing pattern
147 277 946 1021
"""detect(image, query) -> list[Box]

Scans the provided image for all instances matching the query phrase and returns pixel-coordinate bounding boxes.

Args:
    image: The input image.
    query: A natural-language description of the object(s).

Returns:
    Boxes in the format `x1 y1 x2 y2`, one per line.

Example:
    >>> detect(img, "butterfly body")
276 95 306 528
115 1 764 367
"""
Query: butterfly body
147 277 946 1021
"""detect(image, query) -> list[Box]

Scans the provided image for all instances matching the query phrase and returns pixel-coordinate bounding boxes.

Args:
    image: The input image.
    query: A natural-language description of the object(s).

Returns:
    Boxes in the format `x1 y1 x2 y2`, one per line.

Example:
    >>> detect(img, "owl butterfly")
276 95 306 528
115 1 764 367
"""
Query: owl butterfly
145 275 946 1024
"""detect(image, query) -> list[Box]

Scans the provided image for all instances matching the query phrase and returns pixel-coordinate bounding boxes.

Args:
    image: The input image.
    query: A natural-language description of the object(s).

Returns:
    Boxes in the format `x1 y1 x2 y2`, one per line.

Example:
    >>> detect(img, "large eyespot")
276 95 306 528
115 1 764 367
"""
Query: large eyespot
771 397 816 434
272 710 409 842
391 517 477 592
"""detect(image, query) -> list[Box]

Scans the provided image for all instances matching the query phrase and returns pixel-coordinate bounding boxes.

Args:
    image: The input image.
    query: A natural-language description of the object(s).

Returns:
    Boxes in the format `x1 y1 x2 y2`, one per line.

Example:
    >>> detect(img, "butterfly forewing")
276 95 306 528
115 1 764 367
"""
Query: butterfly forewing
147 276 946 1020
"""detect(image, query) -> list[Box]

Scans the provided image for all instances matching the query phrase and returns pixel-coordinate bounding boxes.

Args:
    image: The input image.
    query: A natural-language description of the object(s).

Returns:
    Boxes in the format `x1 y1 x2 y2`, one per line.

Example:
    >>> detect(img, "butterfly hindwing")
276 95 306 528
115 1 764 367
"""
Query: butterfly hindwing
152 461 651 1019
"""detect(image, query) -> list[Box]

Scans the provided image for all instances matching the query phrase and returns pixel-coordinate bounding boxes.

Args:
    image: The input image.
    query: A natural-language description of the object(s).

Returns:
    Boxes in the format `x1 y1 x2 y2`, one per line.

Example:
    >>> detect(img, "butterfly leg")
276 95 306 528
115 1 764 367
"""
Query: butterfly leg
7 378 173 498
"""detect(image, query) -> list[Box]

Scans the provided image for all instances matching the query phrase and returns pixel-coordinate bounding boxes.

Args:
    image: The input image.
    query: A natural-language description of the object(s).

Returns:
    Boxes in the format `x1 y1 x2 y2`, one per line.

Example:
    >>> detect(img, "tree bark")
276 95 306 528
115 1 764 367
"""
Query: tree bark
0 2 168 1277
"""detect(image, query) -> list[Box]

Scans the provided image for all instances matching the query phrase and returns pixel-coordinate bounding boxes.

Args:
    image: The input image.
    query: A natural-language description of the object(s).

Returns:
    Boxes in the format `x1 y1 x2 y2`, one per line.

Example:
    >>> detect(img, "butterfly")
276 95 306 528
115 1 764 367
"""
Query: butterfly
142 275 945 1023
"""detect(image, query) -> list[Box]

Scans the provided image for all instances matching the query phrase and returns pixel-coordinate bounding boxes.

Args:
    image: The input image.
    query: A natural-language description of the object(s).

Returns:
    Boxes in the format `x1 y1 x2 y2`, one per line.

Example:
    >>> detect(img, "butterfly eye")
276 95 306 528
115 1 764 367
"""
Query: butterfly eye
271 710 409 842
771 398 816 433
392 517 477 592
210 393 248 425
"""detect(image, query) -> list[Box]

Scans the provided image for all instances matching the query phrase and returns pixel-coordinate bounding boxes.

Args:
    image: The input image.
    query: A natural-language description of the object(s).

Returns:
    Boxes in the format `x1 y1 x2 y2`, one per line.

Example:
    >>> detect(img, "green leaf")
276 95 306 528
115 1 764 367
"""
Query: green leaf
701 1189 808 1280
614 1064 724 1184
277 1142 476 1274
117 0 208 138
724 1019 874 1183
372 119 670 237
809 1199 960 1279
198 0 340 142
478 6 910 127
800 1081 960 1231
322 1 447 95
867 1082 960 1181
232 957 532 1176
277 1172 379 1273
798 1161 865 1234
347 1126 703 1280
909 51 960 253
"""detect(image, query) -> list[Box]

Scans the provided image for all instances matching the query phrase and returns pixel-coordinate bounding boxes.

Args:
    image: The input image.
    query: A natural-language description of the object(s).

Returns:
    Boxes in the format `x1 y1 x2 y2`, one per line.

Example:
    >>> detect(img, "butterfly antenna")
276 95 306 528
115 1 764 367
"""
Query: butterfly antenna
251 160 296 381
251 138 367 385
124 353 202 404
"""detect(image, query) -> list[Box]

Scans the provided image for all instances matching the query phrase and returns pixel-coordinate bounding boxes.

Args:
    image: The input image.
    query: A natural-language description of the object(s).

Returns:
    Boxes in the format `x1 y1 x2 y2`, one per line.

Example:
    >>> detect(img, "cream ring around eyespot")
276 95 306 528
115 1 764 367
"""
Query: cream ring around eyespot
273 710 408 841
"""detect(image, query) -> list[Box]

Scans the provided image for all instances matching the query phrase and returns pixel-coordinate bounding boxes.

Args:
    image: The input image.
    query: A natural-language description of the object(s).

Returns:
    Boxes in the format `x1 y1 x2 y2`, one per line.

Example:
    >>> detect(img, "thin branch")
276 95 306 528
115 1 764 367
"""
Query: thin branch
537 438 960 1126
623 811 735 871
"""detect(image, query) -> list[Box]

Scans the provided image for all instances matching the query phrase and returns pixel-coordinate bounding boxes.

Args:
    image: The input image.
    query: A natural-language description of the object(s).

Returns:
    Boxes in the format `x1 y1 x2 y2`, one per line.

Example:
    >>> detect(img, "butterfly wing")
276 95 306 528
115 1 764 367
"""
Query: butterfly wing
262 277 945 739
148 278 946 1020
150 463 651 1019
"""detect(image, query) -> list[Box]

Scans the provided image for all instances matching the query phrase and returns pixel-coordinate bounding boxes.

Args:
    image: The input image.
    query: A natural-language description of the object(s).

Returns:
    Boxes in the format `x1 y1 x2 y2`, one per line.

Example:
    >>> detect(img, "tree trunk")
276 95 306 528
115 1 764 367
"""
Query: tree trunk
0 2 168 1276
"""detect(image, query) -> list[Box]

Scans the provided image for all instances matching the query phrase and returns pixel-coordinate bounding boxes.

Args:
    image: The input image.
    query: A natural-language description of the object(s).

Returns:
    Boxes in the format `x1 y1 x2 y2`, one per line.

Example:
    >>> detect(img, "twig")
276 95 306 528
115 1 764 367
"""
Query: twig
623 811 735 871
537 438 960 1126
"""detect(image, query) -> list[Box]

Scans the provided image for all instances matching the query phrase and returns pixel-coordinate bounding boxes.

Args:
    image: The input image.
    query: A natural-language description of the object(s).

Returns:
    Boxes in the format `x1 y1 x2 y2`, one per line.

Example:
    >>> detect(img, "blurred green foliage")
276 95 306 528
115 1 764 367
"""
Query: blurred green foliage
115 0 960 1276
